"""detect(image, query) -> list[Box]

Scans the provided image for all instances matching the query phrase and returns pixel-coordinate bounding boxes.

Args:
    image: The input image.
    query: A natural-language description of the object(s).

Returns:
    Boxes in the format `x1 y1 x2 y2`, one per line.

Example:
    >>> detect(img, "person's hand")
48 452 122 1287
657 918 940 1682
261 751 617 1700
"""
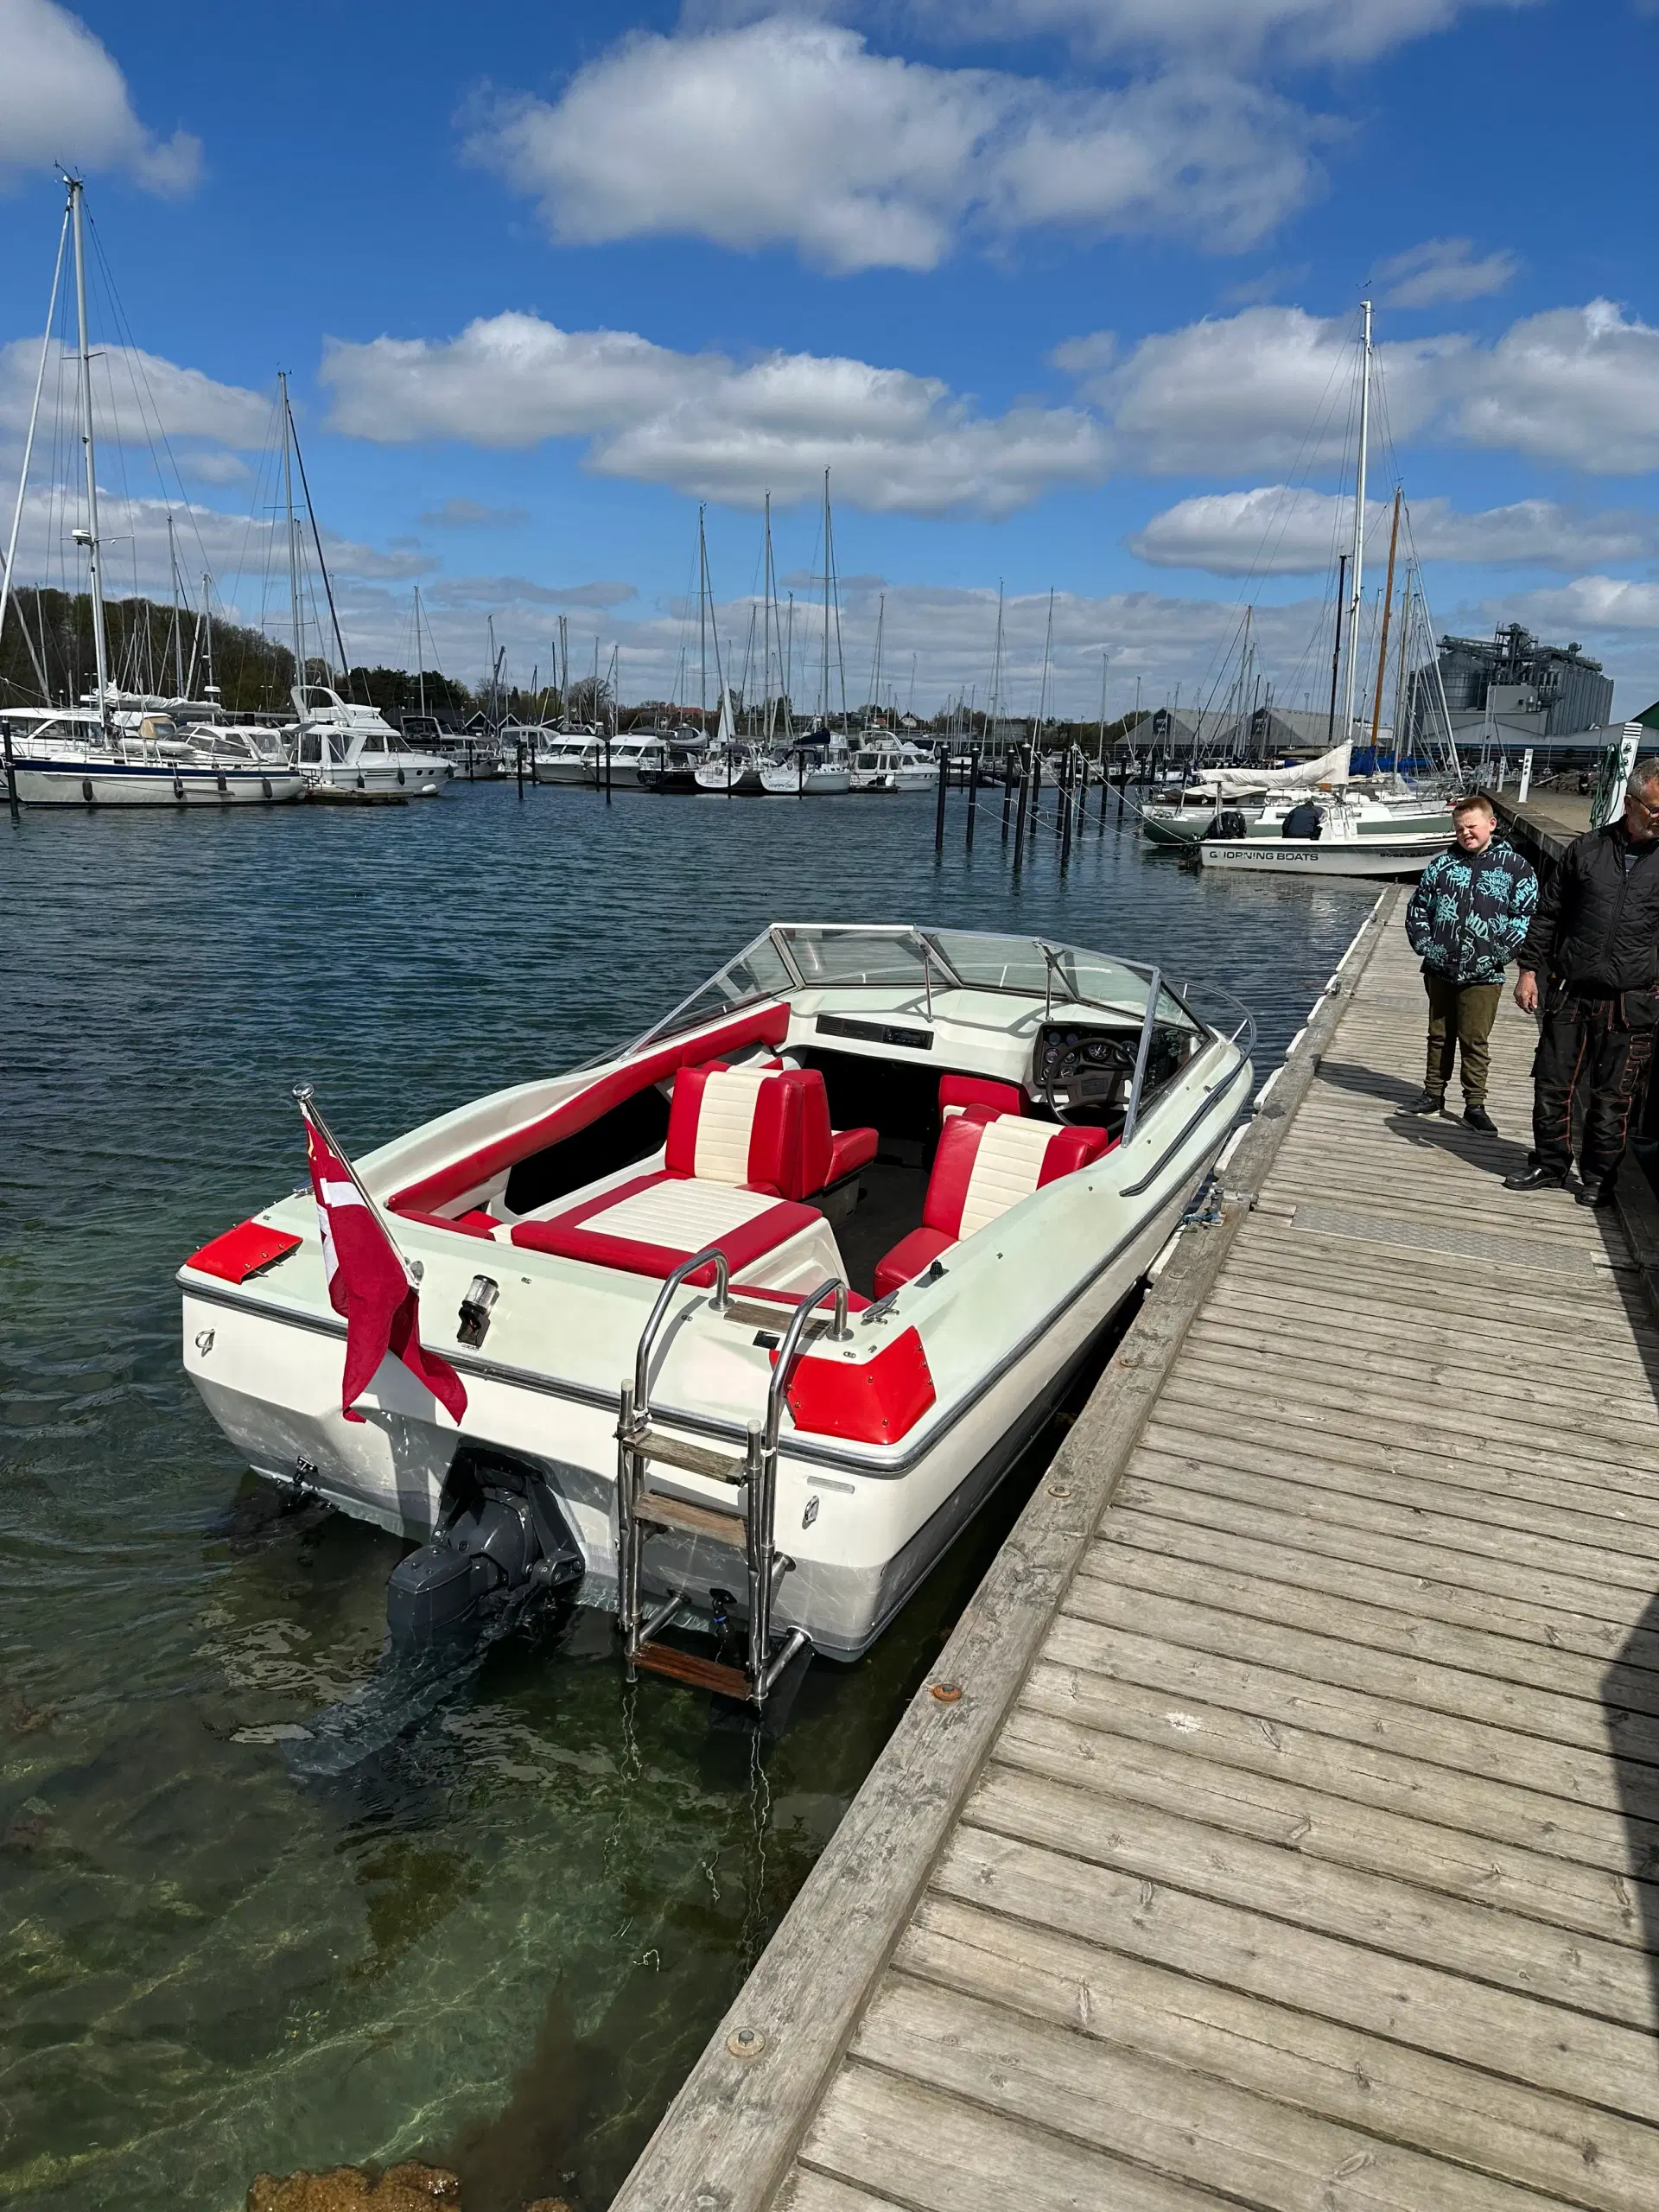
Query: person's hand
1514 969 1539 1014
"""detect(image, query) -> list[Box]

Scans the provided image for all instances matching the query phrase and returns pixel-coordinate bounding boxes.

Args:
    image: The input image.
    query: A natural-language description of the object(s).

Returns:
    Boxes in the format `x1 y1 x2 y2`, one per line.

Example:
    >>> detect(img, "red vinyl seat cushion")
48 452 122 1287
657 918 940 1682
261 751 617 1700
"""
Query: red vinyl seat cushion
667 1062 876 1200
872 1226 956 1300
873 1113 1115 1297
510 1172 818 1287
938 1073 1026 1119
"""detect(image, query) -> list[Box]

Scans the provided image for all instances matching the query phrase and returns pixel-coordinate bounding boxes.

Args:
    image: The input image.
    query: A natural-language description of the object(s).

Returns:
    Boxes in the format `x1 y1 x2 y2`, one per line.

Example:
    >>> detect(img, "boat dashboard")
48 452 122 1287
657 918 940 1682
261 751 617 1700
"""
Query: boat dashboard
1034 1017 1199 1121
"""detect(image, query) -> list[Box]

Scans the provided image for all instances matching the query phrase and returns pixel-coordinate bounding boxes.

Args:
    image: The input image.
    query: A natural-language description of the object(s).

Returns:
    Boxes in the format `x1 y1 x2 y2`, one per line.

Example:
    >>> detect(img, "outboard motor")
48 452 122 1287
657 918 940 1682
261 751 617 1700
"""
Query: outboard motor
1216 808 1248 840
289 1450 584 1779
387 1452 584 1655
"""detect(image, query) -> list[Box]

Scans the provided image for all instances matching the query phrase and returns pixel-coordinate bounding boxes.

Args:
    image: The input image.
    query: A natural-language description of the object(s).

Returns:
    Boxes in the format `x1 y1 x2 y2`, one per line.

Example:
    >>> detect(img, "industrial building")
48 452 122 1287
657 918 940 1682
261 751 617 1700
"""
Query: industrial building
1430 623 1614 742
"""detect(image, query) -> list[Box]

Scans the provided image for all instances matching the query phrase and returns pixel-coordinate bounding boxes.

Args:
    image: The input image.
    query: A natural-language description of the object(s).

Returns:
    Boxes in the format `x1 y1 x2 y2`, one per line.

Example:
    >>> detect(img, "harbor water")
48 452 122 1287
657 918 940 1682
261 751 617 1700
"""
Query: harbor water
0 786 1372 2210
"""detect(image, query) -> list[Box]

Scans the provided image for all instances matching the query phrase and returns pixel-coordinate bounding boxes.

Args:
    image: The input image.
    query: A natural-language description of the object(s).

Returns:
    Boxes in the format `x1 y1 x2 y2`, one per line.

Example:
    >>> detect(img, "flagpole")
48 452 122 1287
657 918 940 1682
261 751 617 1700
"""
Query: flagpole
293 1084 422 1287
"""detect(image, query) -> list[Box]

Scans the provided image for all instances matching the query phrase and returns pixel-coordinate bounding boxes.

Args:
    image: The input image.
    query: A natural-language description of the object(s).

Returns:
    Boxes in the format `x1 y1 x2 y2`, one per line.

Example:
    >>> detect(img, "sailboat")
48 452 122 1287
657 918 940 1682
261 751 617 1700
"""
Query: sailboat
760 473 853 794
0 181 304 810
1200 302 1452 878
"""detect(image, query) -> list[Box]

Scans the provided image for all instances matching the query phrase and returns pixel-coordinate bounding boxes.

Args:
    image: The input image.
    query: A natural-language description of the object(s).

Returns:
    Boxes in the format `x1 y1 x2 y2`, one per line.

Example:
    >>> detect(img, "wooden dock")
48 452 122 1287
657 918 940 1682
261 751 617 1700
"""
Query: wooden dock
612 891 1659 2212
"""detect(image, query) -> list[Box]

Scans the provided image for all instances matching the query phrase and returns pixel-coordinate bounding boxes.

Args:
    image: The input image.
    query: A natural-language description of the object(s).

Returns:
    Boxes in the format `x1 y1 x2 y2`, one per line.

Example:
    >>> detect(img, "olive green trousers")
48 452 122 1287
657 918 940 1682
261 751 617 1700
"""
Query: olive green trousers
1423 969 1502 1106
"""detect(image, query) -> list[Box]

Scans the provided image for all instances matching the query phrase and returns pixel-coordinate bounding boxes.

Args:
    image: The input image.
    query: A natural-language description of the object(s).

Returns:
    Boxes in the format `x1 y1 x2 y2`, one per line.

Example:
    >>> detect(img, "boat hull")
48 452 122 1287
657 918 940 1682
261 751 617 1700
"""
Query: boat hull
760 766 853 795
10 758 305 806
302 762 451 795
180 1159 1193 1662
1201 837 1440 877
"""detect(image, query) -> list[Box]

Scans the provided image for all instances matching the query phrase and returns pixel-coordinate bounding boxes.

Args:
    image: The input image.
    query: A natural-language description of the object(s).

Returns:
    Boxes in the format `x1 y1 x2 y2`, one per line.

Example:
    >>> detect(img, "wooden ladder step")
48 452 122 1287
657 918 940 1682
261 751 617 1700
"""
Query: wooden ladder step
638 1489 747 1546
634 1429 748 1484
636 1643 752 1700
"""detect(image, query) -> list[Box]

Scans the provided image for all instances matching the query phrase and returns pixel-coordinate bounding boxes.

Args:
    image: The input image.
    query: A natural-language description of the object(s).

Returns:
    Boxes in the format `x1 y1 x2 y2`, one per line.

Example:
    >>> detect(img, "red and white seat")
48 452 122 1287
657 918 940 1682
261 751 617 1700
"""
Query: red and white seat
510 1063 874 1287
874 1111 1113 1299
938 1073 1026 1121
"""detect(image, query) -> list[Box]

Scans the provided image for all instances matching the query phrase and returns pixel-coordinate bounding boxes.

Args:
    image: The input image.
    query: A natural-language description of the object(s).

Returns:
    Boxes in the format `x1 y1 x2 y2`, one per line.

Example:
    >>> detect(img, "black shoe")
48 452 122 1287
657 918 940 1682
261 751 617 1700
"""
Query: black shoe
1503 1165 1566 1192
1402 1091 1445 1116
1575 1180 1618 1209
1463 1103 1497 1135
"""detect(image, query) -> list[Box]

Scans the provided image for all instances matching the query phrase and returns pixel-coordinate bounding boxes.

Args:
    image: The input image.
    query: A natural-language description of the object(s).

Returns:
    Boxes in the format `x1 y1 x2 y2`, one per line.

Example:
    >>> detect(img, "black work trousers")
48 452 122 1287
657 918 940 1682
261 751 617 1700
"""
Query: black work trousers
1531 994 1655 1186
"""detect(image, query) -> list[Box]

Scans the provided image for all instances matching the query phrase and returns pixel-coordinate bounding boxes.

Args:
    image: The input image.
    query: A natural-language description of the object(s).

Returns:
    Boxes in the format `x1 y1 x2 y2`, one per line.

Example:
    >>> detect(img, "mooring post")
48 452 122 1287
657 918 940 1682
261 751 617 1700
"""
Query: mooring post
965 741 980 849
1028 747 1042 841
605 728 613 804
3 721 17 821
934 744 949 853
1001 751 1014 843
516 731 524 799
1059 750 1074 868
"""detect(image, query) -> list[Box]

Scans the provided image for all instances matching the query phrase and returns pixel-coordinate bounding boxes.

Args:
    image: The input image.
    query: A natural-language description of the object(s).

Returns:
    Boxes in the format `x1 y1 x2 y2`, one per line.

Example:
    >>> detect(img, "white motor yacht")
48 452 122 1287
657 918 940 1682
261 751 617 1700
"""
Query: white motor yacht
292 687 454 793
850 740 938 793
532 729 602 785
2 707 305 806
179 924 1252 1714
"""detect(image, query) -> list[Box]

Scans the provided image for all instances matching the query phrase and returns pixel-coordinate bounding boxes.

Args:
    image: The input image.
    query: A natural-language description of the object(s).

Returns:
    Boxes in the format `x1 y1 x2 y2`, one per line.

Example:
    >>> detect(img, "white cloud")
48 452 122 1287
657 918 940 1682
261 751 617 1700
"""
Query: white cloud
462 21 1325 273
1376 237 1518 309
692 0 1535 67
1057 305 1465 473
1486 576 1659 635
0 0 200 193
1129 487 1659 575
1452 301 1659 473
892 0 1534 64
430 575 637 610
0 337 270 449
321 312 1109 516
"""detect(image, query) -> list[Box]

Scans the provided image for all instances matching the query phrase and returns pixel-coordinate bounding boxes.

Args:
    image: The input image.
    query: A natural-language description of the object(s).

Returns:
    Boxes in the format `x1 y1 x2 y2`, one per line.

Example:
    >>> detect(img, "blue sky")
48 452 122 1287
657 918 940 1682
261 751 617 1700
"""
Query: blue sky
3 0 1658 718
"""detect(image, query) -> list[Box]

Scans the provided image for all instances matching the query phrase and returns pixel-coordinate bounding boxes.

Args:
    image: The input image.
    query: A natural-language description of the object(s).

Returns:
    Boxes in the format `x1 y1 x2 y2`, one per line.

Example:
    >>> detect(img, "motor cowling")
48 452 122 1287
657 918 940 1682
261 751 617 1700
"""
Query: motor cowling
385 1457 582 1656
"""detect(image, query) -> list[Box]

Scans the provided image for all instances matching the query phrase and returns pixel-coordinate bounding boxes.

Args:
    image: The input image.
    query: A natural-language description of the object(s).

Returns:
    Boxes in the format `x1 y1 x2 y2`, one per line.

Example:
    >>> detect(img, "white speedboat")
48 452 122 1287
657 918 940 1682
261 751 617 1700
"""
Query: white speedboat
179 924 1252 1713
292 687 454 793
850 741 939 793
2 708 305 806
1202 785 1450 876
761 735 854 794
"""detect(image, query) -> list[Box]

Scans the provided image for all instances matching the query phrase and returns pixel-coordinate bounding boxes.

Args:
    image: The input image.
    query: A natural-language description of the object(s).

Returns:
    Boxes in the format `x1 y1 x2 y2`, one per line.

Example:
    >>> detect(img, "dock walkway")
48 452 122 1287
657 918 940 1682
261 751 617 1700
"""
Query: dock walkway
613 895 1659 2212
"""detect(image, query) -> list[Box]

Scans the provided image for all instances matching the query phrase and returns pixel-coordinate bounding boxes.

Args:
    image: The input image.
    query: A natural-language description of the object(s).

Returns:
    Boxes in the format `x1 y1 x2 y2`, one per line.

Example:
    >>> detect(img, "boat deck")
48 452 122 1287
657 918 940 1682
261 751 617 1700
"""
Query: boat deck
612 893 1659 2212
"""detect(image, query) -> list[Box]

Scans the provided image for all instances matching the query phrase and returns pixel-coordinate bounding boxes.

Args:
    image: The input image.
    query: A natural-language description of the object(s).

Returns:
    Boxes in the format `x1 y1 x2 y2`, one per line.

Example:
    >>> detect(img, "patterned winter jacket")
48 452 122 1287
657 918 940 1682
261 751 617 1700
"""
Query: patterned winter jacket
1406 836 1539 985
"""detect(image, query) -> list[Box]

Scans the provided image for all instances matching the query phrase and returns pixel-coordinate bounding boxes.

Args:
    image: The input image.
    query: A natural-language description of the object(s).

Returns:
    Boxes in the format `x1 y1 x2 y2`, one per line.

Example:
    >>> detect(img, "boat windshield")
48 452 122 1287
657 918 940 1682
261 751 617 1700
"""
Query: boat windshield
632 923 1206 1056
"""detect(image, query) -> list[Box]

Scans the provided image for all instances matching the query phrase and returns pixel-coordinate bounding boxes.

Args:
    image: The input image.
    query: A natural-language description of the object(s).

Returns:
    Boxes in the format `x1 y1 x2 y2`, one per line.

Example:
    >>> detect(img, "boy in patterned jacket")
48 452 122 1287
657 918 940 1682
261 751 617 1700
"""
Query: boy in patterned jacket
1402 792 1538 1134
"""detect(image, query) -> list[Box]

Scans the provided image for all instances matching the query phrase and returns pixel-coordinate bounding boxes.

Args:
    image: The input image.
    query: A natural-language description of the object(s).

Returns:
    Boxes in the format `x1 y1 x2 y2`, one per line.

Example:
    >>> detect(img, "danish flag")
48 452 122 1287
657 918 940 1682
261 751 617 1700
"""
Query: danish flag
296 1089 467 1427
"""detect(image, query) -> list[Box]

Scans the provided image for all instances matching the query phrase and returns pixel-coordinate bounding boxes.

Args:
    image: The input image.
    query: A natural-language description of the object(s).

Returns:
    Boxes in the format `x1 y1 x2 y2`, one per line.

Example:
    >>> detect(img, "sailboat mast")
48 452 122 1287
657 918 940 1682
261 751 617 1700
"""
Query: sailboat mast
1325 552 1348 746
201 572 214 696
70 179 111 728
988 583 1004 754
869 593 885 726
0 190 70 711
1370 486 1402 751
414 585 426 715
697 506 709 725
279 371 304 702
168 514 185 696
762 491 776 741
820 469 831 723
1342 299 1372 744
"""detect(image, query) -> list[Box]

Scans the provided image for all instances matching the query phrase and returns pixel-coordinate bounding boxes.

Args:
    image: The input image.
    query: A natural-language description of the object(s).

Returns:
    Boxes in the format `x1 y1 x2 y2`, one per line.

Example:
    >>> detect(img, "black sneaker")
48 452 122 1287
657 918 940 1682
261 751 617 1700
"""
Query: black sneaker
1463 1103 1497 1135
1402 1091 1445 1116
1503 1165 1566 1192
1575 1180 1618 1209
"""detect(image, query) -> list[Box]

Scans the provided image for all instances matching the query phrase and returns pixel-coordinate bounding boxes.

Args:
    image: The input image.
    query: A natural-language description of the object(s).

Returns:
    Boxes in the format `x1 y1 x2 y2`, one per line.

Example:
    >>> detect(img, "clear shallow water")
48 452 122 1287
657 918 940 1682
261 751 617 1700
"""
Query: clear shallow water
0 785 1371 2210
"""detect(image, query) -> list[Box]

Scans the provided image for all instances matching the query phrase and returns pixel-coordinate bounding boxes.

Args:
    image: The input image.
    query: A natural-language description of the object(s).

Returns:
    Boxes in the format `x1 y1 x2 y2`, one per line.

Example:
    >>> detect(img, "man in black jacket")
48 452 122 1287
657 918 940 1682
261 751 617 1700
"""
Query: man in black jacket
1505 760 1659 1205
